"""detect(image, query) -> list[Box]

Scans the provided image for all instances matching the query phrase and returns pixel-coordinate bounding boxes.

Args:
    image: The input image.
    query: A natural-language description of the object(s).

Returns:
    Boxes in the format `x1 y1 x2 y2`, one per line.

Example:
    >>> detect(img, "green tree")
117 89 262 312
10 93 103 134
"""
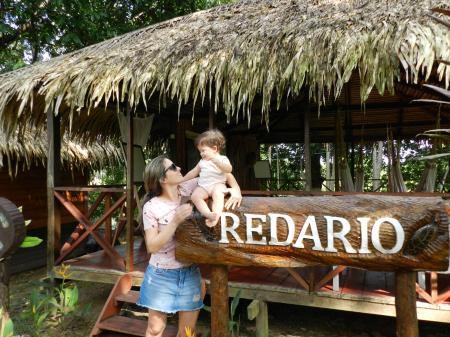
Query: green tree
0 0 234 73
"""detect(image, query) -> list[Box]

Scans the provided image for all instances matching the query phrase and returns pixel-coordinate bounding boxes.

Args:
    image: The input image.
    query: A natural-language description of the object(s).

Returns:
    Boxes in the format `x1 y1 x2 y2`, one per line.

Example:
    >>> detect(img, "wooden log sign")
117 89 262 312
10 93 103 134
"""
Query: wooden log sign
176 195 450 271
0 197 26 259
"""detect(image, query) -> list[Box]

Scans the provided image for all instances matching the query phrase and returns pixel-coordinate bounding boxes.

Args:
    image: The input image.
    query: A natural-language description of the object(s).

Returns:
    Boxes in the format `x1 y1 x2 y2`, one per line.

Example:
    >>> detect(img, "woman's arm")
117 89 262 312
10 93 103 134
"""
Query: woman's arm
143 203 193 253
224 173 242 210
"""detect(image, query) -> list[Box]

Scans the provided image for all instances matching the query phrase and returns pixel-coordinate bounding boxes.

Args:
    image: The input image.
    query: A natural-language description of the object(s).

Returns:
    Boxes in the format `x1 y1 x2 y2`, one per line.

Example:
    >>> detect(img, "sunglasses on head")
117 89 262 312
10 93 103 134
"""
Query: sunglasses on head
163 163 177 174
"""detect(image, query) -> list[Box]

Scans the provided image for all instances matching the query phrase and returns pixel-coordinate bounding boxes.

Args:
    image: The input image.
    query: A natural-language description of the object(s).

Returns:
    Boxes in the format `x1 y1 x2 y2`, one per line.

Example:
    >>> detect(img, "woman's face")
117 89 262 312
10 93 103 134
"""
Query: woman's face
161 158 182 184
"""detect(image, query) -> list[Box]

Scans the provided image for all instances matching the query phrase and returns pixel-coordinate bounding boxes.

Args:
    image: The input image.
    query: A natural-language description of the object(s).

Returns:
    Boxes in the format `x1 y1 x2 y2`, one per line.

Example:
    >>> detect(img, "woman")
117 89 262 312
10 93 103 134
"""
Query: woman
137 155 242 337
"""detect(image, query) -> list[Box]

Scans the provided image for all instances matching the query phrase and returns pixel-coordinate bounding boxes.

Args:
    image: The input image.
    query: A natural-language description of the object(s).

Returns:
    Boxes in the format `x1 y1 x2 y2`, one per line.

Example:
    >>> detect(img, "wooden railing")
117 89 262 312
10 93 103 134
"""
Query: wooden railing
53 186 133 271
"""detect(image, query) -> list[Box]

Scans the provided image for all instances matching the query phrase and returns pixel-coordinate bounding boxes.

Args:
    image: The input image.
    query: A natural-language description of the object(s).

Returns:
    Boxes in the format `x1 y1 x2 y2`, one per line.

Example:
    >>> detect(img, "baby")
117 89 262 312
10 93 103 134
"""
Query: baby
181 129 233 227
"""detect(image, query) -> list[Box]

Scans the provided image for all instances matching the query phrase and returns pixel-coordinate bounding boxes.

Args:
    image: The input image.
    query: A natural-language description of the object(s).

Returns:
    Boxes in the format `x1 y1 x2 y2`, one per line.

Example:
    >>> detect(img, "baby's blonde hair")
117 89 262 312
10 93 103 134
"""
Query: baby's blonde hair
195 129 226 151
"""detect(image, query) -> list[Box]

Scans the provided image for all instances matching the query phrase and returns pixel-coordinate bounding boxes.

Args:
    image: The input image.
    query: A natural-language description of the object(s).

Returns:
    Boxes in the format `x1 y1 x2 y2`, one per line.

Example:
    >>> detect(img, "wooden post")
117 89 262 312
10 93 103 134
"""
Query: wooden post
0 258 10 310
255 300 268 337
334 108 340 192
395 271 419 337
104 194 112 244
126 105 134 272
247 299 269 337
46 105 61 278
304 106 311 192
210 265 229 337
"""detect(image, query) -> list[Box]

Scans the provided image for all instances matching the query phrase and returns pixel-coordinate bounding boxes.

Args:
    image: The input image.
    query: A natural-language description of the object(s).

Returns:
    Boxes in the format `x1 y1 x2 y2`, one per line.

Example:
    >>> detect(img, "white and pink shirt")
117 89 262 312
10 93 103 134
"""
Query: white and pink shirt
142 179 198 269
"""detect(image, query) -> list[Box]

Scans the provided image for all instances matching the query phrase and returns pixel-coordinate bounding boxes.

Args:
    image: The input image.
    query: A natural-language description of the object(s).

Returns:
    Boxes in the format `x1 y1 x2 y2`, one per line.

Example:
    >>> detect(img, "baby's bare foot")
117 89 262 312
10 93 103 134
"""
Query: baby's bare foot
205 213 219 227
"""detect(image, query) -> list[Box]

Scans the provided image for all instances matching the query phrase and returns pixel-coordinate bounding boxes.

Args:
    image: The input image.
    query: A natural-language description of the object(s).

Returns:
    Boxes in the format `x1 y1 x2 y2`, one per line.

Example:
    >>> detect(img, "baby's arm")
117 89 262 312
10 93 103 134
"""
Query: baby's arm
181 164 201 182
211 155 232 173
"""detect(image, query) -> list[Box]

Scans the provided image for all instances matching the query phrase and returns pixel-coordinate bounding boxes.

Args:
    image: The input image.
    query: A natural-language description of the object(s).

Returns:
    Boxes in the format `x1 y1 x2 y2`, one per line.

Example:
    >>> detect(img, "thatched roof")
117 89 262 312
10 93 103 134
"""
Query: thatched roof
0 127 123 176
0 0 449 138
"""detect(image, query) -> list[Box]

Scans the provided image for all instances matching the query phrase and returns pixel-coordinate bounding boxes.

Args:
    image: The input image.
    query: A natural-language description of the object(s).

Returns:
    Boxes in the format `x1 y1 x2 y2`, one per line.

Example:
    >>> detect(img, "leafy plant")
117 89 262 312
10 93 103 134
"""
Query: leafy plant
0 307 13 337
17 206 43 248
201 289 242 337
229 290 241 337
22 264 79 331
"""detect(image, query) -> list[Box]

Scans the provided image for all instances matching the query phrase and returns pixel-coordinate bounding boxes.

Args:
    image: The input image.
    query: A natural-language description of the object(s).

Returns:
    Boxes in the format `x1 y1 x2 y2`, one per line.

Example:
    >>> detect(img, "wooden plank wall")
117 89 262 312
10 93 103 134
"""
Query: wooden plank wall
0 159 88 229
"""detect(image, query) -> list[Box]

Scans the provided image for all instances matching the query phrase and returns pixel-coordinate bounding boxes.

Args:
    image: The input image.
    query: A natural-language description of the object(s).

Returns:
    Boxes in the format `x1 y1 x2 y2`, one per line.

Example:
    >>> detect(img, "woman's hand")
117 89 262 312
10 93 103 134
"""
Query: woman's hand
224 187 242 210
173 203 193 225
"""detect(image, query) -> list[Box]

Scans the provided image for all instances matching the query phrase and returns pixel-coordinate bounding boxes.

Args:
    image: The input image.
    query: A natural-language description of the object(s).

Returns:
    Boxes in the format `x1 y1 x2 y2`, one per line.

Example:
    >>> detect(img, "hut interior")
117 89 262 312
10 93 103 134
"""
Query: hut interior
0 126 123 273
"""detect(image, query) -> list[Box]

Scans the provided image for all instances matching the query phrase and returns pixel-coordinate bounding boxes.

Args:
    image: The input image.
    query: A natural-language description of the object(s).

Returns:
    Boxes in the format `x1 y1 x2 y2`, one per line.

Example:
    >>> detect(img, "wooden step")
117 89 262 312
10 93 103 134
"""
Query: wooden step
115 290 139 305
97 332 135 337
98 316 177 337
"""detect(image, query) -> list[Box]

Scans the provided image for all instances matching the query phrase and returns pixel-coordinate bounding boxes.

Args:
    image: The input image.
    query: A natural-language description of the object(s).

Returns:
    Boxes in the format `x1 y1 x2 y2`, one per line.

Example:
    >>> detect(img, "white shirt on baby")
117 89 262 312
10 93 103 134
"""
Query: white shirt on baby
198 155 230 190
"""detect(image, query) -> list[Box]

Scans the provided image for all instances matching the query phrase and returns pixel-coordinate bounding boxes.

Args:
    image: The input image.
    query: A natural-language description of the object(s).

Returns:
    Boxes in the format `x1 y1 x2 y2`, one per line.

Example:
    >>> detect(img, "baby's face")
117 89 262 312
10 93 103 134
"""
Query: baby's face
198 144 218 160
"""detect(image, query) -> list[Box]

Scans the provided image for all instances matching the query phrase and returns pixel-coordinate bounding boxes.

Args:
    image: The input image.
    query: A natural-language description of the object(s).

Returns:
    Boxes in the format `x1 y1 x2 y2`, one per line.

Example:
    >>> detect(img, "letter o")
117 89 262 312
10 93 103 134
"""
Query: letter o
371 217 404 254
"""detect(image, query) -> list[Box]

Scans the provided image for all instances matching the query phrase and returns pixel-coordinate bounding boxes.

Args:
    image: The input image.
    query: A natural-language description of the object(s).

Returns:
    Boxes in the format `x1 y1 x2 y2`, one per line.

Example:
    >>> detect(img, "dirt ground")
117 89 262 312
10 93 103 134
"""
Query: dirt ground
7 267 450 337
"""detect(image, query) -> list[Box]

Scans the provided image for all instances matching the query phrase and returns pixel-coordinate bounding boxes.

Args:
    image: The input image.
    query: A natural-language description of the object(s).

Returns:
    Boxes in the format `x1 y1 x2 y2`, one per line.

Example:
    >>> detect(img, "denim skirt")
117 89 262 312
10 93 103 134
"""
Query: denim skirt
137 264 204 313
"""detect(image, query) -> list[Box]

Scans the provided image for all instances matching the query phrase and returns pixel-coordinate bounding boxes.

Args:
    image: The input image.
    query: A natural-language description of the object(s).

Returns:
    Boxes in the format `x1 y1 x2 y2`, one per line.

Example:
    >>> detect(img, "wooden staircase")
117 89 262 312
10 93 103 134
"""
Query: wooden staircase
89 274 177 337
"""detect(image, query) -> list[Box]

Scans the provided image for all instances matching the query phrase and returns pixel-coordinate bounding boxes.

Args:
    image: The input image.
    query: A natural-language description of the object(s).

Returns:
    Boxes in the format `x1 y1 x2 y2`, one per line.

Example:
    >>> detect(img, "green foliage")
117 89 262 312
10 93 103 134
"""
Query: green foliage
19 236 43 248
0 0 236 73
0 307 14 337
201 289 241 337
21 264 79 332
259 143 305 190
89 164 125 224
228 290 241 337
259 140 450 193
17 206 43 248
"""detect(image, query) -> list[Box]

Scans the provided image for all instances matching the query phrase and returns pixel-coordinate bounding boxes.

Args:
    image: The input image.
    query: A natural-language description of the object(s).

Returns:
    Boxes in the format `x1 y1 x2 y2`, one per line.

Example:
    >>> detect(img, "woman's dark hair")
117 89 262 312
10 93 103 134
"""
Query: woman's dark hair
142 155 168 205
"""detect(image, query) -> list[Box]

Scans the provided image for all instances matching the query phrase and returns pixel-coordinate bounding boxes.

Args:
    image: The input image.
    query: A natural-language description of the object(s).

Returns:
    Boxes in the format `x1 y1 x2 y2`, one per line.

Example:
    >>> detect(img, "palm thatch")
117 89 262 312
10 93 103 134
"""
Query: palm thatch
0 0 449 138
0 126 123 177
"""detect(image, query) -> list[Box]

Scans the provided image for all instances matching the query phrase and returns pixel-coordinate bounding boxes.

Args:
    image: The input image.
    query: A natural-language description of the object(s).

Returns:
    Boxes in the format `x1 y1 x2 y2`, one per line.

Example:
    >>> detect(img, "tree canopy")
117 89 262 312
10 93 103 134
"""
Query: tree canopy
0 0 233 72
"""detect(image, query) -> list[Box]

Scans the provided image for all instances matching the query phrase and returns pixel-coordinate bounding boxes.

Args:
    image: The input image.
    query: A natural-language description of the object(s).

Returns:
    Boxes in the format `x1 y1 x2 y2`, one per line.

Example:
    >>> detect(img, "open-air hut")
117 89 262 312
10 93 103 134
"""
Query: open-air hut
0 0 449 334
0 126 122 272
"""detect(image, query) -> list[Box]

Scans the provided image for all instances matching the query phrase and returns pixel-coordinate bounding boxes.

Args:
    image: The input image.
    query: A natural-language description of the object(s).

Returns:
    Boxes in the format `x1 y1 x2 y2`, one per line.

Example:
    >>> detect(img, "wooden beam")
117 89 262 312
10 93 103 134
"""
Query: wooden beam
54 192 126 267
210 265 229 337
126 105 134 272
395 271 419 337
304 106 311 192
60 192 107 255
314 266 346 291
46 105 61 278
255 300 269 337
54 186 125 192
286 268 309 291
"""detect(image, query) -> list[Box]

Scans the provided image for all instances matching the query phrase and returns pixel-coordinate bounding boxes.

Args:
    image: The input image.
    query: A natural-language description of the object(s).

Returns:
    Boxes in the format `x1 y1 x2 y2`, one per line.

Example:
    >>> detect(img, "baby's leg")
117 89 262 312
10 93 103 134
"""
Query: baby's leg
206 184 228 227
191 187 216 221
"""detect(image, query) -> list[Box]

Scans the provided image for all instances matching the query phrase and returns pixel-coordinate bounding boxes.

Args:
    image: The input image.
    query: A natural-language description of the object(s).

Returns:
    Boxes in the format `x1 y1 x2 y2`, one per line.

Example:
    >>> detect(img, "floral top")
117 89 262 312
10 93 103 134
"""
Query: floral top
142 178 198 269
